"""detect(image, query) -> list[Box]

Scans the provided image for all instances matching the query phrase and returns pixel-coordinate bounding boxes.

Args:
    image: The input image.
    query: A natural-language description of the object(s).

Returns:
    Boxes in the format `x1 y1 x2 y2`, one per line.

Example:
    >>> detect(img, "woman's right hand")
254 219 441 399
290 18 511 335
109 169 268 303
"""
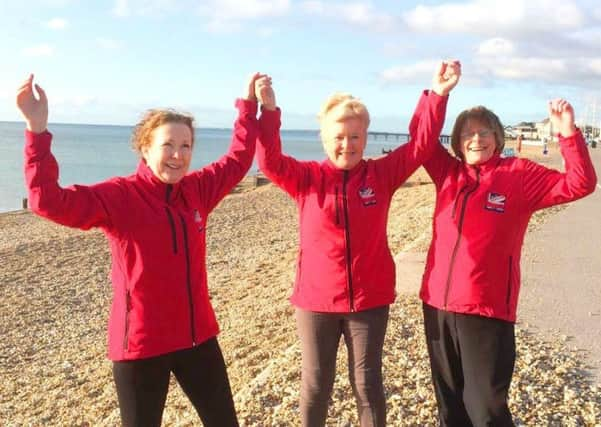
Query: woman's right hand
432 60 461 97
548 98 576 137
16 74 48 133
255 75 276 111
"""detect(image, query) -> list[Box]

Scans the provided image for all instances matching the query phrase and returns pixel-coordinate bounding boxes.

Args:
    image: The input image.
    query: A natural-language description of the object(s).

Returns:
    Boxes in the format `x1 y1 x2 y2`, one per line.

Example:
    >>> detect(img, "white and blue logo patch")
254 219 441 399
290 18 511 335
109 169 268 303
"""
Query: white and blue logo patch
485 192 506 213
359 187 377 206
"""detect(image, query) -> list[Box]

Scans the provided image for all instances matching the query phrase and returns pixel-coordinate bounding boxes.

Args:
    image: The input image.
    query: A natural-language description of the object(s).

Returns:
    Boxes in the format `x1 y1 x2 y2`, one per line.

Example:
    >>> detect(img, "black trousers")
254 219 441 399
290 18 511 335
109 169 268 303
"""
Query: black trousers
422 303 516 427
112 337 238 427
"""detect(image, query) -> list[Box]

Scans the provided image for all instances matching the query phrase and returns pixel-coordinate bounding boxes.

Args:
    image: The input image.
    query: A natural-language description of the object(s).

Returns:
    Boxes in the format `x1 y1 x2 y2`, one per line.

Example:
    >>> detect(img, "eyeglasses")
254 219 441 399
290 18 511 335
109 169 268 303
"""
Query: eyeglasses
460 129 494 140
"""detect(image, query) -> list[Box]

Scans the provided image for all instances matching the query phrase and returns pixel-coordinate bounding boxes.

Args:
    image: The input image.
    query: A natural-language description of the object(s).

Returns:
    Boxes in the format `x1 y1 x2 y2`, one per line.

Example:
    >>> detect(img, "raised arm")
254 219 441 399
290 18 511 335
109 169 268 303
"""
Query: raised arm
523 99 597 210
18 75 117 230
192 73 263 211
255 76 310 197
383 60 461 188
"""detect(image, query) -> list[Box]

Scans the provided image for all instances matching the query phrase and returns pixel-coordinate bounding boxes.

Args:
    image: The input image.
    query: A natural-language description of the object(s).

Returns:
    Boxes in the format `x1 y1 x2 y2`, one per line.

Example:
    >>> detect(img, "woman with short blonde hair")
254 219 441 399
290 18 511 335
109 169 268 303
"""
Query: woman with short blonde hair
254 61 461 426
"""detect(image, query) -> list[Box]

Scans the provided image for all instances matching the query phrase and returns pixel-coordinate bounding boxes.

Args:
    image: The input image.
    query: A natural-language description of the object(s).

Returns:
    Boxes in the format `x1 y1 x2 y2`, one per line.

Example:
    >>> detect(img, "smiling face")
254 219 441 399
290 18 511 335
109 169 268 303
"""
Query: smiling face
451 105 504 165
321 117 368 170
458 119 497 165
142 122 193 184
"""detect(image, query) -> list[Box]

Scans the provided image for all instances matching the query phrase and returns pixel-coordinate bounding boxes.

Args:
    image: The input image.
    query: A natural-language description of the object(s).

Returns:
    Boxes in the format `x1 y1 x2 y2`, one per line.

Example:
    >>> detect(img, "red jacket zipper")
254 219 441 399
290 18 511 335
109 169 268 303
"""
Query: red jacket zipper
179 214 196 345
444 169 480 309
341 171 355 312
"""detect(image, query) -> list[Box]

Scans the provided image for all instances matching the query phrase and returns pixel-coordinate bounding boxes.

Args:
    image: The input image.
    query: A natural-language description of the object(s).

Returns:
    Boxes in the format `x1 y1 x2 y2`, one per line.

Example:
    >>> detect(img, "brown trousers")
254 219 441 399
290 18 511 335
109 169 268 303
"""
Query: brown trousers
295 305 389 427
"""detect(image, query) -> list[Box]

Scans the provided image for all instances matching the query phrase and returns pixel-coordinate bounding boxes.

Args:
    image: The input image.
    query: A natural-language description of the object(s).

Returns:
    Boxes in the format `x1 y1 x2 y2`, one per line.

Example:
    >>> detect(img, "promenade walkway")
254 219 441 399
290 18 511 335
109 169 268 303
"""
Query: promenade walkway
519 146 601 384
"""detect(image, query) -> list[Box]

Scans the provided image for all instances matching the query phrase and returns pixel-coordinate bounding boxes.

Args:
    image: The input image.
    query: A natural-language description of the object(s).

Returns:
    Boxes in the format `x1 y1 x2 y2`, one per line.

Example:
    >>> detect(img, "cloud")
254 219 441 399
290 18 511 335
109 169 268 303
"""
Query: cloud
403 0 584 37
590 59 601 75
22 44 55 57
379 60 439 84
474 55 601 86
39 0 73 6
96 38 122 50
257 28 277 38
200 0 290 32
477 38 515 56
379 53 601 90
113 0 129 17
46 18 67 29
112 0 181 18
301 1 395 31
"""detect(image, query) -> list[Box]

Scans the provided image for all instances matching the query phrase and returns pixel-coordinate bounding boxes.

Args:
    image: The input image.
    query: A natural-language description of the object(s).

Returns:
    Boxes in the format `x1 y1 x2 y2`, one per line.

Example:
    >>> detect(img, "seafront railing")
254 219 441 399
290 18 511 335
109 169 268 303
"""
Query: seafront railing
368 131 450 145
370 132 451 154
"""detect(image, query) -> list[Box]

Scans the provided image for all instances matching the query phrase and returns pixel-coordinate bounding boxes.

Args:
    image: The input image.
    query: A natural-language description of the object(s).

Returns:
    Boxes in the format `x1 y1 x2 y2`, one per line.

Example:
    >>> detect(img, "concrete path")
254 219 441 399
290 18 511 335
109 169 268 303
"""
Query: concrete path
519 147 601 384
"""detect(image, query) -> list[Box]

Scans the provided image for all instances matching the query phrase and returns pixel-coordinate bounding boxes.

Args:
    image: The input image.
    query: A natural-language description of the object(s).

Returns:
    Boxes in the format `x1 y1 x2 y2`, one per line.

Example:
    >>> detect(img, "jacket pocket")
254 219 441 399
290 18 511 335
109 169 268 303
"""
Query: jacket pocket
505 256 513 314
123 290 131 351
294 249 303 293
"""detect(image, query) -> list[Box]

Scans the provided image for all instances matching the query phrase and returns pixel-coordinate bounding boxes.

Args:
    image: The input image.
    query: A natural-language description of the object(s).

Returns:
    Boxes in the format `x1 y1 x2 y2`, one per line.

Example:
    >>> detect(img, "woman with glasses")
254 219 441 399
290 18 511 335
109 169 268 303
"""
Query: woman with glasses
416 100 597 426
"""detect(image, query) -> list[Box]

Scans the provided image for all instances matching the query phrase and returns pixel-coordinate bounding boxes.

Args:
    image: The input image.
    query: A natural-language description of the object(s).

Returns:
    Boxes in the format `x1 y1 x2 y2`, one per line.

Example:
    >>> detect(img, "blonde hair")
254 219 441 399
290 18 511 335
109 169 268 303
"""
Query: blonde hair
131 109 195 156
451 106 505 161
318 93 370 131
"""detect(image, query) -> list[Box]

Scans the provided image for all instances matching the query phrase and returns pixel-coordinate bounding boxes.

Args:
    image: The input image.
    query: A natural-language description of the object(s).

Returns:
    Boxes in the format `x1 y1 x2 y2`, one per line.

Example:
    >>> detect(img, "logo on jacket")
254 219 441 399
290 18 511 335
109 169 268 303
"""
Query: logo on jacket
484 192 506 213
194 210 205 232
359 187 377 206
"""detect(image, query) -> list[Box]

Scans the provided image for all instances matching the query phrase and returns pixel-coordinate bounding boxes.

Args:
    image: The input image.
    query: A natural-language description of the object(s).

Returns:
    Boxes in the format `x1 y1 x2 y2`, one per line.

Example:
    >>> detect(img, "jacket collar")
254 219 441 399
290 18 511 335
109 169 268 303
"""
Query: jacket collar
135 160 182 203
322 158 367 178
462 152 503 176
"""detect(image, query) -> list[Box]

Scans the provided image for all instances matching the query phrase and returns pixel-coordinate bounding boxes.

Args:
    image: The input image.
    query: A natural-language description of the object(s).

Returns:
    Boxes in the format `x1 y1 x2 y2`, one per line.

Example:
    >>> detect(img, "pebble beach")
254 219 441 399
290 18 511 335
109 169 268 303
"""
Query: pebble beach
1 143 600 426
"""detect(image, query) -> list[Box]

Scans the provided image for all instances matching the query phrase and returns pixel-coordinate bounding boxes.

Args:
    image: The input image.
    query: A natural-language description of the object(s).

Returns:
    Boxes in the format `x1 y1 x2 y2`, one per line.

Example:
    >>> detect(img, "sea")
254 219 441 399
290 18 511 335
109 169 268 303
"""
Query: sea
0 121 406 213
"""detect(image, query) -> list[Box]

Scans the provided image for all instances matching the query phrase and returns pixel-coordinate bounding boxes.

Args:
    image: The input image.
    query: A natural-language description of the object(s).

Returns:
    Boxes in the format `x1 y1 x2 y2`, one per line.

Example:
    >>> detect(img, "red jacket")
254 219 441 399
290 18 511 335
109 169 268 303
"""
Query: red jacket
420 132 597 322
24 99 258 361
256 91 448 313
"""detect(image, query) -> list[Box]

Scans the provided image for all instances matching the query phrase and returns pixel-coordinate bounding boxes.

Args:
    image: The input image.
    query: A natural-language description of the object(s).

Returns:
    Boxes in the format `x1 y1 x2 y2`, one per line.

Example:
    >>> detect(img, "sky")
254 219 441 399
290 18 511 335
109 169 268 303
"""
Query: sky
1 0 600 132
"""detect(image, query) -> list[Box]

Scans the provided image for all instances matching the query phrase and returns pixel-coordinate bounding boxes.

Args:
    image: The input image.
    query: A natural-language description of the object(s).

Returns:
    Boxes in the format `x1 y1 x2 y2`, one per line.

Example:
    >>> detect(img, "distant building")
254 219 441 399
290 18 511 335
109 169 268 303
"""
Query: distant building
512 118 554 142
504 125 518 139
513 122 538 140
535 118 553 141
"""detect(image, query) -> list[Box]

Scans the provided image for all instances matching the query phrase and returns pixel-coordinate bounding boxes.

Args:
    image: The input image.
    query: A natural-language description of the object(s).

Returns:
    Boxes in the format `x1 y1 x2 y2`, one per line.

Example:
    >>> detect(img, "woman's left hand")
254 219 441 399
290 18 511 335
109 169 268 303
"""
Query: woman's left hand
243 72 269 102
432 60 461 96
548 99 576 137
16 74 48 133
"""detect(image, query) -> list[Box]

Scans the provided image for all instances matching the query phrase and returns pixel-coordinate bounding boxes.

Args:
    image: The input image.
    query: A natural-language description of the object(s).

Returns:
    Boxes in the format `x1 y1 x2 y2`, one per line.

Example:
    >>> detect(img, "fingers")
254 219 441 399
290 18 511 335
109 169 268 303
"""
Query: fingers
432 59 462 96
17 74 34 96
35 84 48 104
548 98 576 136
434 61 446 78
548 98 573 114
247 71 270 87
443 59 462 80
247 71 261 84
255 75 272 89
245 72 273 101
254 75 276 110
255 75 274 99
17 78 32 93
